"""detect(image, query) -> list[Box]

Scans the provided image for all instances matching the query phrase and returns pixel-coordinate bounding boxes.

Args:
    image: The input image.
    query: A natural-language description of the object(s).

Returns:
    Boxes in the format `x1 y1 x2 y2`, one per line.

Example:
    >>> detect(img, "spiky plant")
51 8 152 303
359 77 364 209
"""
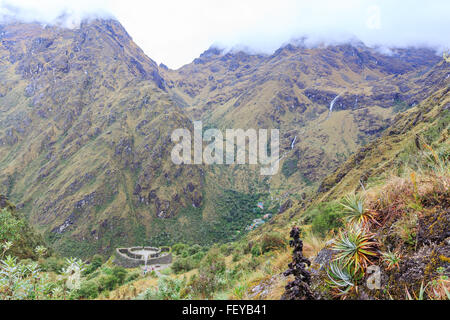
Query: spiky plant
332 224 379 272
35 246 47 259
380 249 401 270
340 193 377 226
326 260 362 298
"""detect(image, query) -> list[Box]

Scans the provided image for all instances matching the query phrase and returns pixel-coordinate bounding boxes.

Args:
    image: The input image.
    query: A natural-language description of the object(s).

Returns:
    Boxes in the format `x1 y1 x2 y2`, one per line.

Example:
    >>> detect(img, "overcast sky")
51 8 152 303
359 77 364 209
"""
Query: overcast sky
1 0 449 69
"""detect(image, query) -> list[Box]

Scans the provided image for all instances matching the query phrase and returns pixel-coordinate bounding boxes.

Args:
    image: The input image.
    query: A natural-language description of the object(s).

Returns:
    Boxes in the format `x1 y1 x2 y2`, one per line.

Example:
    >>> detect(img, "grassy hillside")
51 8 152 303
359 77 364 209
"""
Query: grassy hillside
0 18 447 261
111 79 448 300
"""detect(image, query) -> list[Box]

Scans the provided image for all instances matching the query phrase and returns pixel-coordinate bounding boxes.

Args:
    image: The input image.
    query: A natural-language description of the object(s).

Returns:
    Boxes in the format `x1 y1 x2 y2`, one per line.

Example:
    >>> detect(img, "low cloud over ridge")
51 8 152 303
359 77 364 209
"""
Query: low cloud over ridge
1 0 449 69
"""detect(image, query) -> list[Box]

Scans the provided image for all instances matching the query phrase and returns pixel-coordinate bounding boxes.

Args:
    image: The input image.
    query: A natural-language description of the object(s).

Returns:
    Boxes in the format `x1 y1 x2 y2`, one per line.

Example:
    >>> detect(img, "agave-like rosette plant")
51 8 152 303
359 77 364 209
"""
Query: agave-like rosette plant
326 260 363 298
380 249 401 270
332 224 379 272
340 192 378 227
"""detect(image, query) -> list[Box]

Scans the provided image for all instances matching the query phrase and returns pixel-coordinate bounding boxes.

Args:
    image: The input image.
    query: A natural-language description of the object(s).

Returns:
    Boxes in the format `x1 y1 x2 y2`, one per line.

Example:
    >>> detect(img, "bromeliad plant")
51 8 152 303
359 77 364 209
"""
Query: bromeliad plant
326 260 363 298
340 192 377 227
380 249 401 270
332 224 379 273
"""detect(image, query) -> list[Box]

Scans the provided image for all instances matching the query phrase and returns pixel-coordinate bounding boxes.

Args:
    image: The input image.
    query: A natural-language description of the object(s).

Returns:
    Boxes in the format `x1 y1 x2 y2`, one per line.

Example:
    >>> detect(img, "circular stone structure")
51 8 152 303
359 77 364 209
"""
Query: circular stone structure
114 246 172 268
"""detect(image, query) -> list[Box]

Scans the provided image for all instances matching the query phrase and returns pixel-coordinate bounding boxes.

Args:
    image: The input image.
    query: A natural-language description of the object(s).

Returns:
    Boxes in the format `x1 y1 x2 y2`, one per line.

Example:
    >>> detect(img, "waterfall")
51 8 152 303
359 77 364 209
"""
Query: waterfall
326 93 342 119
290 136 297 150
329 94 341 113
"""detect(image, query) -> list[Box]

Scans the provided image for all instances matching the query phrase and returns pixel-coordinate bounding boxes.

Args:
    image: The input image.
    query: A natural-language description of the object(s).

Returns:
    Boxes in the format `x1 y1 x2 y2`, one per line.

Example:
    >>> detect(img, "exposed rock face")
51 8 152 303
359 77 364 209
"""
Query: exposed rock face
279 199 293 214
282 227 316 300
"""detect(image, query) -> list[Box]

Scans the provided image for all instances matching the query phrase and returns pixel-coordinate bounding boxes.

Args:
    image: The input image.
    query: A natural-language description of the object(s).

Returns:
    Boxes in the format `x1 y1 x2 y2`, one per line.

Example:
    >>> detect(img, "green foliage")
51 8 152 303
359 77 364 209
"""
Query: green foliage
309 202 345 237
83 255 104 276
71 265 128 299
124 271 140 284
137 276 187 300
340 193 377 226
332 224 378 272
39 257 65 274
71 280 99 299
326 260 362 297
172 243 188 255
210 190 276 242
188 249 227 298
0 208 24 243
282 158 298 178
172 244 206 274
260 232 287 254
0 255 64 300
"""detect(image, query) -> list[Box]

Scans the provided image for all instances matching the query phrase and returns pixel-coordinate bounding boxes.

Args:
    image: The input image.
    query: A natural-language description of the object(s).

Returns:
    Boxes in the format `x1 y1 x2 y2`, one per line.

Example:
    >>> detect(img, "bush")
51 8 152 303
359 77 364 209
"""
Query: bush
111 266 127 285
187 244 203 256
219 243 233 256
251 244 262 257
137 277 186 300
97 274 119 292
260 232 286 254
83 255 103 275
172 257 195 274
40 256 65 274
72 280 99 299
310 202 345 237
188 249 227 298
172 243 188 255
124 271 140 284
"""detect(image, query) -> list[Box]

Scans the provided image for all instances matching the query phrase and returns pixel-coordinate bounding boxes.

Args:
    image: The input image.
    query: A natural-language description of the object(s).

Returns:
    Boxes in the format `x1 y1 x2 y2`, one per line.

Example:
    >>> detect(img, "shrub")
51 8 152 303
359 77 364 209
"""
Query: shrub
0 208 24 243
111 266 127 285
260 232 286 253
40 256 65 274
187 244 203 256
172 243 188 255
311 202 345 237
172 257 195 274
83 255 103 275
219 243 233 256
124 271 140 284
188 249 227 298
251 244 262 257
72 280 99 299
137 276 186 300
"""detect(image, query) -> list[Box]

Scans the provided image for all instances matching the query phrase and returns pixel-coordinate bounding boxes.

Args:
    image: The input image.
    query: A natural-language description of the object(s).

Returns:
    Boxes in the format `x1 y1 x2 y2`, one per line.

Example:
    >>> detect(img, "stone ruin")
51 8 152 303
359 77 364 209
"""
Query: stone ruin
114 246 172 268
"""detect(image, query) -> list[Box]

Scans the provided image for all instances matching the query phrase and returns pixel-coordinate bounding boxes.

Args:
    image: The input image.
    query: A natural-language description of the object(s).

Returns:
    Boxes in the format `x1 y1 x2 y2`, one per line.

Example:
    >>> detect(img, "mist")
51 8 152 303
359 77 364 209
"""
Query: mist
1 0 449 69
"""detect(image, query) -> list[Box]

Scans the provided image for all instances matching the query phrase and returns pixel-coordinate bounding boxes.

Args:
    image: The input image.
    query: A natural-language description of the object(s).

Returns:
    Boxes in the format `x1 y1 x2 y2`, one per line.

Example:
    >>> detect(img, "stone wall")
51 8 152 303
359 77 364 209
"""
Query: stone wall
114 246 172 268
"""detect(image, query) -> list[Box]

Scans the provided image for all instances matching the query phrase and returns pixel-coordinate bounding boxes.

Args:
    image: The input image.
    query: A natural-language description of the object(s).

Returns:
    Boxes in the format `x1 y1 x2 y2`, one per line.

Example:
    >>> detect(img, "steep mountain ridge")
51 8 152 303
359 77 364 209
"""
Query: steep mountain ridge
0 19 204 256
162 43 445 197
0 18 447 257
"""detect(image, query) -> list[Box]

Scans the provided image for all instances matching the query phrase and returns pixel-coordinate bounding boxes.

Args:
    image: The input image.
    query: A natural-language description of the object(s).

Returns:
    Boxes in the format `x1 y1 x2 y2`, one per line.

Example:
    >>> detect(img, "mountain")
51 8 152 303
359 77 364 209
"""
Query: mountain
0 19 204 257
0 18 447 257
162 43 445 210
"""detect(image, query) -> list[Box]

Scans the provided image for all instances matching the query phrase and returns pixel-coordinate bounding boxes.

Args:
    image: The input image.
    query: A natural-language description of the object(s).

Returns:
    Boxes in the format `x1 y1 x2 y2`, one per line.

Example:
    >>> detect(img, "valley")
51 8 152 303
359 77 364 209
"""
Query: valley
0 16 448 301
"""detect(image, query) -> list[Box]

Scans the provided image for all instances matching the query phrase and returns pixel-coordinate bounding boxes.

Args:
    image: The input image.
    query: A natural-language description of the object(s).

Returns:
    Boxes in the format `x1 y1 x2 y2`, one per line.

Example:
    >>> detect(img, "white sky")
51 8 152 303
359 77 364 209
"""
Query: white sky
1 0 449 69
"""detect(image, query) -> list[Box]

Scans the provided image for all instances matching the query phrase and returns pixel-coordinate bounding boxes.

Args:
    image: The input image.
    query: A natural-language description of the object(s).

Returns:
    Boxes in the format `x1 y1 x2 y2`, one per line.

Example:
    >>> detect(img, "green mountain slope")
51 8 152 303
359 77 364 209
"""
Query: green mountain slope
0 18 447 258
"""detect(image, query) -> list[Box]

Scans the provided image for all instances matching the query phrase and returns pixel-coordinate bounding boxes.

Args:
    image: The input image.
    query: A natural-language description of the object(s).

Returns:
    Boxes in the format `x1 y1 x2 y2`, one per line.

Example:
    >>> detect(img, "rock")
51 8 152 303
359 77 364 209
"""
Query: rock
314 248 334 270
279 199 293 213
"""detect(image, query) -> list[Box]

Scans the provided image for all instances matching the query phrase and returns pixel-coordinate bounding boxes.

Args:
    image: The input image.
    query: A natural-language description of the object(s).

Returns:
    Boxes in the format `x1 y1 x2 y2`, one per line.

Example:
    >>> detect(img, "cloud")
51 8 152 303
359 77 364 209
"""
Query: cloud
1 0 449 69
